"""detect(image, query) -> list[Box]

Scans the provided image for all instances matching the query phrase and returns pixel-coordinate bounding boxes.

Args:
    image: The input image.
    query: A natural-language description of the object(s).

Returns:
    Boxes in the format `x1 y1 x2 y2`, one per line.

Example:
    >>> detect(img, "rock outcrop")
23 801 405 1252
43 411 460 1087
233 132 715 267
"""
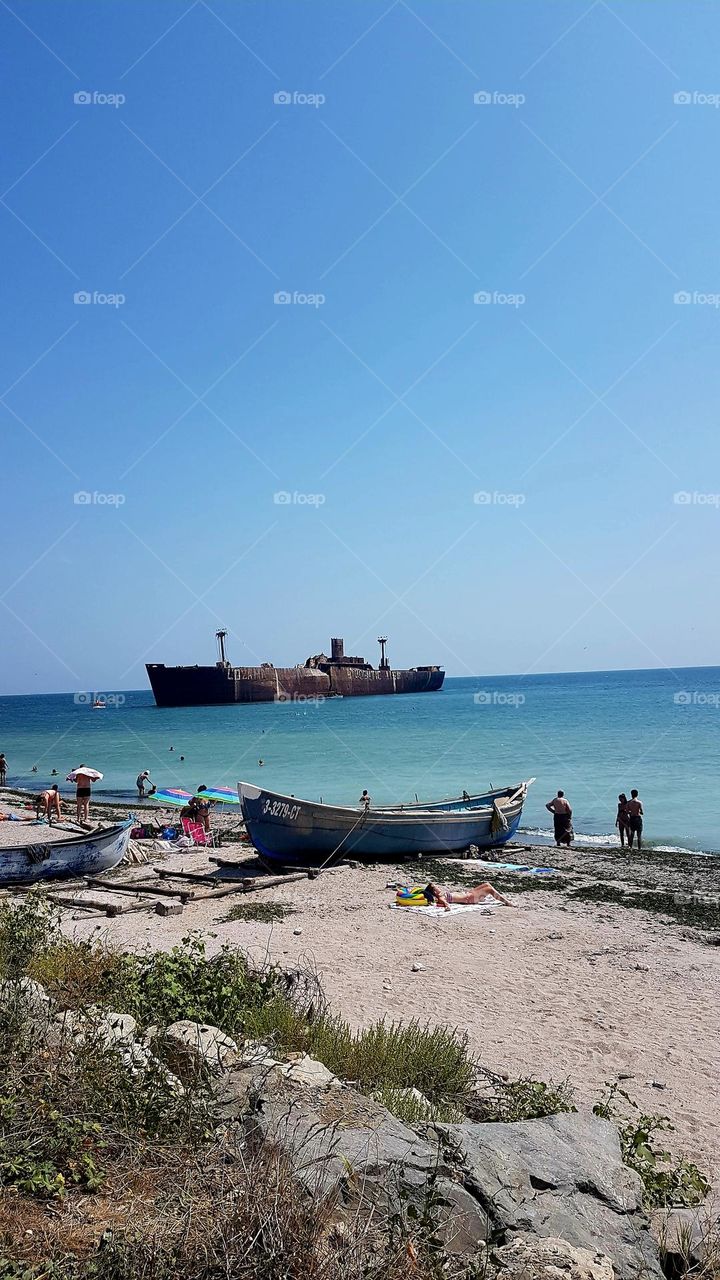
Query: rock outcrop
441 1112 662 1279
493 1234 615 1280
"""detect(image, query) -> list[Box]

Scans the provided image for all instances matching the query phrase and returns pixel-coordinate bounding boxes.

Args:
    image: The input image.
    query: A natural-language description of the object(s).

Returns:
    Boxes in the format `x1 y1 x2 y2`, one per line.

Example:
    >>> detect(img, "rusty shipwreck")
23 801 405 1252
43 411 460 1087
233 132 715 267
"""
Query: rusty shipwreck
146 632 444 707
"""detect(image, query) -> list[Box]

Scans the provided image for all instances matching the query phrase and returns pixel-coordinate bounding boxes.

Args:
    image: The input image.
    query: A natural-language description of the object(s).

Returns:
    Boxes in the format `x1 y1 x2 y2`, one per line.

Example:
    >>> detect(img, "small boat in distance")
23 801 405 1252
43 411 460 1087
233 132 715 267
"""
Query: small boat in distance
92 700 106 709
0 820 133 886
238 781 532 869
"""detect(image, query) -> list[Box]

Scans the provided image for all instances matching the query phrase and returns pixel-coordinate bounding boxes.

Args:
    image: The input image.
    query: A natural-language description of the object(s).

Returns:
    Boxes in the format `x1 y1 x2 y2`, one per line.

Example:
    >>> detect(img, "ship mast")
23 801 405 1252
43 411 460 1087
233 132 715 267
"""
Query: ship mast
378 636 389 670
216 629 229 666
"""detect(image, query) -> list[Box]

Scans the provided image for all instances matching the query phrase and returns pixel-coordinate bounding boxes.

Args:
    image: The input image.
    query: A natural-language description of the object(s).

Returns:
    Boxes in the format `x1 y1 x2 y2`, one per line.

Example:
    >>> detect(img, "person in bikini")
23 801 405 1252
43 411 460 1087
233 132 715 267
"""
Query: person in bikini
422 881 516 910
36 785 62 824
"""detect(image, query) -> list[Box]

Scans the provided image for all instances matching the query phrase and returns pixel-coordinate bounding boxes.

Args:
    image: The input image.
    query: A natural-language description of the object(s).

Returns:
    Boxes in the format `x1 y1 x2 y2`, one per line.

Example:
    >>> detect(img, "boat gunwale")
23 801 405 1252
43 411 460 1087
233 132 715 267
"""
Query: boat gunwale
238 782 530 826
0 819 133 855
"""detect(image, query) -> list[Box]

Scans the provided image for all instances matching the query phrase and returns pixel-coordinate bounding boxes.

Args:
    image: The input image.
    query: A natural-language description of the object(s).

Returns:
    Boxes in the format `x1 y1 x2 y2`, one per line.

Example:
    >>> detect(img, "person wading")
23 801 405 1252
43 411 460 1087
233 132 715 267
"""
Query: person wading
546 790 573 847
625 789 644 849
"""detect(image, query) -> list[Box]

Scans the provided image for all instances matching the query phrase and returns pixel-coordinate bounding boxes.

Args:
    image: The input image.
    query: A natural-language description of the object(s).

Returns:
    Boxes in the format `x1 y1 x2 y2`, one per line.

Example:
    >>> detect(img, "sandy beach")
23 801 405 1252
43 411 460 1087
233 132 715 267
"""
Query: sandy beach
3 794 715 1186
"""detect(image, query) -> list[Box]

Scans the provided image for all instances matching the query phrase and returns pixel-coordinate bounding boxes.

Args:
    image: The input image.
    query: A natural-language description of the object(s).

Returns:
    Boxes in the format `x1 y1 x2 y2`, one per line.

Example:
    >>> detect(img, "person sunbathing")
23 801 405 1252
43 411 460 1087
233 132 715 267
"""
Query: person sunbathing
425 881 516 910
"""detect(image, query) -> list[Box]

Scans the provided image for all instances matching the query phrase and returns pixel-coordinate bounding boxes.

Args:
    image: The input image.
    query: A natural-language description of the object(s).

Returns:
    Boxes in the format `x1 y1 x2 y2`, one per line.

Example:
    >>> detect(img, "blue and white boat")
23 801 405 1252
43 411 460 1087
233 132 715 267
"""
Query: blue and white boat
238 780 532 868
0 820 133 886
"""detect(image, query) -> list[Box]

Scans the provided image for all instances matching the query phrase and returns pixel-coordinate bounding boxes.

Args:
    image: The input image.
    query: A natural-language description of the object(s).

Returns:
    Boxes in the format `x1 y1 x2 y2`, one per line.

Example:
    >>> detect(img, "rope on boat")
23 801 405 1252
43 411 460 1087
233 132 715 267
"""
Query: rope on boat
313 808 369 876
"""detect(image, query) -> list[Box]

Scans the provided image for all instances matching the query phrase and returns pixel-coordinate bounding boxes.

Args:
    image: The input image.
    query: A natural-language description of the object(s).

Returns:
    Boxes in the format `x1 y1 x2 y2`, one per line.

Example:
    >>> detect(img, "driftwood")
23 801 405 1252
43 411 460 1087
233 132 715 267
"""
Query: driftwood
153 868 242 886
48 894 124 917
85 876 196 903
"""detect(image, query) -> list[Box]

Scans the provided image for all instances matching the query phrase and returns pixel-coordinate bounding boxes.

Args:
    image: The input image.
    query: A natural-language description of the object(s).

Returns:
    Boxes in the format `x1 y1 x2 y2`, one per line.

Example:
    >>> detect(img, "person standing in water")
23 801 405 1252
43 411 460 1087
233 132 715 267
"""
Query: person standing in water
615 793 630 848
625 790 644 849
359 789 372 810
0 754 6 785
546 790 573 846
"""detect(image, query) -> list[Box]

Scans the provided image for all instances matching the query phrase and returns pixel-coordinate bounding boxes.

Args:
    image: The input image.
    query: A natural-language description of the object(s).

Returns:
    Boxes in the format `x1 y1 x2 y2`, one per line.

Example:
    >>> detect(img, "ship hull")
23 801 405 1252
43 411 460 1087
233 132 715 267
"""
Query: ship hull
146 662 444 707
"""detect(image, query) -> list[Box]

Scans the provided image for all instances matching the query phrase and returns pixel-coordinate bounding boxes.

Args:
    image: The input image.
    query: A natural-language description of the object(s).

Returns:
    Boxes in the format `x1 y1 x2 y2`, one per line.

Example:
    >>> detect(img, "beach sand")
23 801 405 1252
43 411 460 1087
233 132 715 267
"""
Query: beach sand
2 794 718 1183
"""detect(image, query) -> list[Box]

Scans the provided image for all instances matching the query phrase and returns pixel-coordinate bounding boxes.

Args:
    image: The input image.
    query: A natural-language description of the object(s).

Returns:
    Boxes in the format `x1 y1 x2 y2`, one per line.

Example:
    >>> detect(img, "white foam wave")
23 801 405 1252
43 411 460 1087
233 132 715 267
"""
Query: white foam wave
517 826 711 857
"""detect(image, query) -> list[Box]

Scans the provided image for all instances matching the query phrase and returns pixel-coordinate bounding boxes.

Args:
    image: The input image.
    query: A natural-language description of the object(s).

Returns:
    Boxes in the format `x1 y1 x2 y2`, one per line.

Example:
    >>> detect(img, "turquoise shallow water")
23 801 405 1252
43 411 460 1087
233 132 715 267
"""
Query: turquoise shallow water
1 668 719 853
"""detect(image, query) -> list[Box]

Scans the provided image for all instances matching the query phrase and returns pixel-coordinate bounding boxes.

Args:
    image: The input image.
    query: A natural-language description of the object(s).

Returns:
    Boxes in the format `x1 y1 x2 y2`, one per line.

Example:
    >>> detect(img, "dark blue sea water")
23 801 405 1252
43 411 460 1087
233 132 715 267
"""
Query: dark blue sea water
1 669 718 853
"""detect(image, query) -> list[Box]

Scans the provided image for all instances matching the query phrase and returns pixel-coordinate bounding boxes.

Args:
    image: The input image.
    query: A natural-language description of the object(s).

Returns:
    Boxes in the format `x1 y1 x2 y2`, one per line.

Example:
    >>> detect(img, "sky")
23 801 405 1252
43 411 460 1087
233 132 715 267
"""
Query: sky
1 0 719 695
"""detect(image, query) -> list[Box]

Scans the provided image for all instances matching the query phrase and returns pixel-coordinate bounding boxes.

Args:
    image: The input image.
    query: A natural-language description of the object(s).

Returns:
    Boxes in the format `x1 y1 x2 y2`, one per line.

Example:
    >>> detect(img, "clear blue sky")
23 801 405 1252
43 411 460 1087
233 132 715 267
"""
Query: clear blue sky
1 0 718 695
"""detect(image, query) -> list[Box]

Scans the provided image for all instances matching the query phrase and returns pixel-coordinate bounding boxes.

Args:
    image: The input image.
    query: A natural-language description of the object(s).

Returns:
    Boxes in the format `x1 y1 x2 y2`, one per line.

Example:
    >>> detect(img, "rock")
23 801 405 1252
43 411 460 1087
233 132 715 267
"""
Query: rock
155 901 184 916
239 1040 281 1068
494 1234 615 1280
243 1074 488 1255
652 1206 719 1276
293 927 303 936
0 977 52 1020
441 1111 661 1279
159 1021 239 1079
97 1012 137 1045
411 962 425 972
276 1053 337 1089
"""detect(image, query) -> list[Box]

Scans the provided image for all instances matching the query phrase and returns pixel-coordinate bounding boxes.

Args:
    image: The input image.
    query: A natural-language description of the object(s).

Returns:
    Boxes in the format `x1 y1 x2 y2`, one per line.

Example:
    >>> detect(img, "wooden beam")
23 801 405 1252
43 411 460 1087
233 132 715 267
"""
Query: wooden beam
85 877 195 902
49 894 124 916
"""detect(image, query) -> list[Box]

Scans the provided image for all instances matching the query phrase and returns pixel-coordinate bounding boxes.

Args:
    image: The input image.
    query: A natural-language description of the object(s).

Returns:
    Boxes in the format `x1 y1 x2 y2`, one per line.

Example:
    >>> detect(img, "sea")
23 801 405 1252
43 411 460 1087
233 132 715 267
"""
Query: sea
1 667 718 855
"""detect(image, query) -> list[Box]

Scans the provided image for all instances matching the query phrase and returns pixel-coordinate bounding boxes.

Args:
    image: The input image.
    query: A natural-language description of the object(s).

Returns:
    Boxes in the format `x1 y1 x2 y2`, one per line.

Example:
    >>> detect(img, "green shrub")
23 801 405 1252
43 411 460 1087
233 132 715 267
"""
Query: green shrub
0 892 60 978
594 1084 710 1208
468 1076 576 1123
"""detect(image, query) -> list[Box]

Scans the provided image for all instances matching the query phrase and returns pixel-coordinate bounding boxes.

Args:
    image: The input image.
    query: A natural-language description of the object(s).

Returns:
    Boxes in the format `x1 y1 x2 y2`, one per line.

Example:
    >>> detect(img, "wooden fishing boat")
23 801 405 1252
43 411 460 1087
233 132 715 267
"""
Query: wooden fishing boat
0 820 133 886
238 781 532 868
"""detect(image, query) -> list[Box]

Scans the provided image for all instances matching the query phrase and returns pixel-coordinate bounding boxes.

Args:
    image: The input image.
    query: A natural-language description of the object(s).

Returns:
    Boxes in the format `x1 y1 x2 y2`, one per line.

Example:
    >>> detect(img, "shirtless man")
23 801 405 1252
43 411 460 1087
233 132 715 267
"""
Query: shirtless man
0 754 7 785
36 785 62 825
625 789 644 849
424 881 516 910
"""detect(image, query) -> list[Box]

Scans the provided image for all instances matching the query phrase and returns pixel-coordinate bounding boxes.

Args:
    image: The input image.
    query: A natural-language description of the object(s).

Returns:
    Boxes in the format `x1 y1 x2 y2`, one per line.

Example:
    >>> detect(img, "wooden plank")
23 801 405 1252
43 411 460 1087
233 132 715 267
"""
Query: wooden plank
154 868 237 885
85 877 195 902
49 894 124 916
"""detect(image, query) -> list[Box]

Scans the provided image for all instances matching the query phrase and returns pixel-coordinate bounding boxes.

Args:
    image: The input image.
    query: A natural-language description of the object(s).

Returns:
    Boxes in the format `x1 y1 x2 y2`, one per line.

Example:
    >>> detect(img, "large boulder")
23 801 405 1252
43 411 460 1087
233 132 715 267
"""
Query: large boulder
0 977 52 1020
158 1021 239 1079
493 1234 615 1280
243 1070 488 1256
441 1112 661 1279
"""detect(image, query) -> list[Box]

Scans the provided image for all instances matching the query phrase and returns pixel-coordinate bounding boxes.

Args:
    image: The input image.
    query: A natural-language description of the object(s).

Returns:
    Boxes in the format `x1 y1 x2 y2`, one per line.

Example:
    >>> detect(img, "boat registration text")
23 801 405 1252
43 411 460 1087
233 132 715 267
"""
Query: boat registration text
261 800 301 821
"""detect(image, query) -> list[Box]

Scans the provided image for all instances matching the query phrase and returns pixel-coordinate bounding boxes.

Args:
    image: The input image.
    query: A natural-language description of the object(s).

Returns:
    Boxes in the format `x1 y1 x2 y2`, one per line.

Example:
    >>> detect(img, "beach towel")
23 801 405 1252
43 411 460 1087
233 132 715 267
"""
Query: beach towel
445 858 558 874
389 902 495 917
